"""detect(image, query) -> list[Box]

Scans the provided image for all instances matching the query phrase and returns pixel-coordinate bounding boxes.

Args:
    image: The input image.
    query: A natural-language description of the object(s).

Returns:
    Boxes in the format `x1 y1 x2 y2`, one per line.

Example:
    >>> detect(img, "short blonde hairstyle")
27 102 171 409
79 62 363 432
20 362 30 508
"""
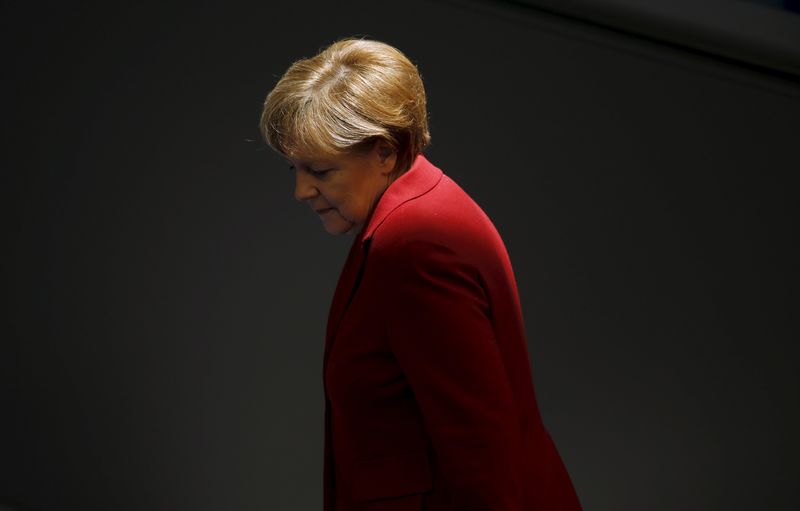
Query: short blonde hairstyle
259 37 431 176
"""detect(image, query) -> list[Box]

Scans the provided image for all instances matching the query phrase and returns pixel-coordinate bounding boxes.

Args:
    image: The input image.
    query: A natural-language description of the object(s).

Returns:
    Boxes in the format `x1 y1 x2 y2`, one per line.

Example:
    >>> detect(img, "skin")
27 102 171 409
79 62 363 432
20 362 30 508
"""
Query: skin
289 139 400 236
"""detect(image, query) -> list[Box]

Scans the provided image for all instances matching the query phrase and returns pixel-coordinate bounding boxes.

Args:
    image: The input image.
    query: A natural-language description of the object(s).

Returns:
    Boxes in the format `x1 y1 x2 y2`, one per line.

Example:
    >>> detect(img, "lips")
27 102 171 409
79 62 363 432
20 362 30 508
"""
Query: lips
315 207 333 214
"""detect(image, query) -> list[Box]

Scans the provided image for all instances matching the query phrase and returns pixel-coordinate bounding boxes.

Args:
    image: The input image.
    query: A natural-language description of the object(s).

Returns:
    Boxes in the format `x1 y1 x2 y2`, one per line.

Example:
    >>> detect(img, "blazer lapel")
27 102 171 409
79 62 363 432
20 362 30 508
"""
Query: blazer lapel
324 234 368 367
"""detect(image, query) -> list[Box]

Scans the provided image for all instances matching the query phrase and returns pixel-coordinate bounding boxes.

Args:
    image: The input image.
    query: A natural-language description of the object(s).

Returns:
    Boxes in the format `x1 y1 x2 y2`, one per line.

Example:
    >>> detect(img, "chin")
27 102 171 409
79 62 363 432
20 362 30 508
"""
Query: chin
321 211 361 236
323 220 355 236
323 226 347 236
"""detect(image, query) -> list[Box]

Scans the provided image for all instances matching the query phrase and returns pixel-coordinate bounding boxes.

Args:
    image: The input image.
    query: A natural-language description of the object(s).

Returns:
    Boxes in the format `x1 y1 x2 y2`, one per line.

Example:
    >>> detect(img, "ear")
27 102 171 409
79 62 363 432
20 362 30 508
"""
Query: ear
374 139 396 169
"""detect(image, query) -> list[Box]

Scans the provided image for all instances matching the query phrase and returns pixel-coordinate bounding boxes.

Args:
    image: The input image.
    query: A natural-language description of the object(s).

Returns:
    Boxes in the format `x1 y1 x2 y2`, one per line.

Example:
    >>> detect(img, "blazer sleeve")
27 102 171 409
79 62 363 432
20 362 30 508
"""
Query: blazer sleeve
373 236 524 510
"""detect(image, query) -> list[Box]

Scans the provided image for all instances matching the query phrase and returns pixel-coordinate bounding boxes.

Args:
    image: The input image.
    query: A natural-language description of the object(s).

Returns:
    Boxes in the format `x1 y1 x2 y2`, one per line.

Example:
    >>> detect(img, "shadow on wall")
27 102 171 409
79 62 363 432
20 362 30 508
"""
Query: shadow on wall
509 0 800 79
743 0 800 14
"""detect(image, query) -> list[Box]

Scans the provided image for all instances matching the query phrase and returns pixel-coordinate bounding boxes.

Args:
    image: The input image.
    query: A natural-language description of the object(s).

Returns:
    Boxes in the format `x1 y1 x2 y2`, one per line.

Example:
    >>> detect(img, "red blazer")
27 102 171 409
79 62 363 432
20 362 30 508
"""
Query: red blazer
323 154 582 510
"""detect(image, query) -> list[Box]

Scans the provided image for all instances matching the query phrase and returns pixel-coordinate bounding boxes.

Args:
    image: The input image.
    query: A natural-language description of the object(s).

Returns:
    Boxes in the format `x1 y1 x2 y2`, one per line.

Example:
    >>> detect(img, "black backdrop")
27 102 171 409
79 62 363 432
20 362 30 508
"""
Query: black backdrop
3 1 798 510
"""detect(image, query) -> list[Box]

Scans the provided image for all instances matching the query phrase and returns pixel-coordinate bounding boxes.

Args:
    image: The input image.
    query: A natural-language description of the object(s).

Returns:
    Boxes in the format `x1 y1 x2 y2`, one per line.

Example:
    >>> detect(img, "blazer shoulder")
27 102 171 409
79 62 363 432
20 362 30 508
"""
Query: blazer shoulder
370 175 501 263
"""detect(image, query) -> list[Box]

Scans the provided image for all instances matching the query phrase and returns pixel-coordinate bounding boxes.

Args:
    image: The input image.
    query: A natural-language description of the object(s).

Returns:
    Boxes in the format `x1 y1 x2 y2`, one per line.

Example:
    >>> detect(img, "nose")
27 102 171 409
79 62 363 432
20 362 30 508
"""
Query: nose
293 168 319 202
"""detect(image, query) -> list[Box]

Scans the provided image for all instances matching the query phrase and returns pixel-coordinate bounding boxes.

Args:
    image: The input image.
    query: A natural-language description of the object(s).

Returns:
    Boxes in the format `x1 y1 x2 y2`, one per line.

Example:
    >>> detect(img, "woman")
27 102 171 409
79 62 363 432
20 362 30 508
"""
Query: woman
260 37 582 511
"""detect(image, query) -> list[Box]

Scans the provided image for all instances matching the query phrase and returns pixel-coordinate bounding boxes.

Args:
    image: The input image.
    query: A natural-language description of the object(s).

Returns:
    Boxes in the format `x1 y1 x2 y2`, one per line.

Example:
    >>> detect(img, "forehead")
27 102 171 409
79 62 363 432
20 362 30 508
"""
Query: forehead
286 150 358 167
287 155 336 166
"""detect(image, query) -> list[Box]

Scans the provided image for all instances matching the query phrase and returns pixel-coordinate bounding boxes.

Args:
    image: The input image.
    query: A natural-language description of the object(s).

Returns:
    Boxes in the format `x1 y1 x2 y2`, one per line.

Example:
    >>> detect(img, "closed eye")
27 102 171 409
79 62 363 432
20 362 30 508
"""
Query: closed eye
288 164 334 176
311 168 334 175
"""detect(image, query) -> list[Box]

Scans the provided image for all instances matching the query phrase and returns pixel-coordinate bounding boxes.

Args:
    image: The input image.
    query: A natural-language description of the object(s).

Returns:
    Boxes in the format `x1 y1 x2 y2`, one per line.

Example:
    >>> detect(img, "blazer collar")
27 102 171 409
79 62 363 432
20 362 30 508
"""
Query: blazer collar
356 153 443 244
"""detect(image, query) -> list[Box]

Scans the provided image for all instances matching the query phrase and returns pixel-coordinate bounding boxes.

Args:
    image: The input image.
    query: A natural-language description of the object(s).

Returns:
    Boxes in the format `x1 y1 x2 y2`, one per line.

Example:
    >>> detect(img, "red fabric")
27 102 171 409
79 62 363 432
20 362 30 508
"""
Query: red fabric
323 154 582 510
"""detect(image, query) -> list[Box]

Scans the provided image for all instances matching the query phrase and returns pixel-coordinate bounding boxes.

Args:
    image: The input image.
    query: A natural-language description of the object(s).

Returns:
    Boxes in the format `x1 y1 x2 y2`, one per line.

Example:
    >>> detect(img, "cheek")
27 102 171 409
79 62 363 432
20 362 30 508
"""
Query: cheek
327 181 367 219
337 189 361 210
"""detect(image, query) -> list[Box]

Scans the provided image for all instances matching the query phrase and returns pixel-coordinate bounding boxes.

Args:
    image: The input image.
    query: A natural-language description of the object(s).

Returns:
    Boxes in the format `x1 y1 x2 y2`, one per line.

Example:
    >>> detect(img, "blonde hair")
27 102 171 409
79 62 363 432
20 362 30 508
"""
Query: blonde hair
259 37 431 176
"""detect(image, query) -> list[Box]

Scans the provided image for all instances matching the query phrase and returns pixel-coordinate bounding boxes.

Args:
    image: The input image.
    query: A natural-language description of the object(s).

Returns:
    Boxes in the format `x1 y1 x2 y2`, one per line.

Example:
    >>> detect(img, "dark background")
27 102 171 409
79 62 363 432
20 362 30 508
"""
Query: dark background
2 1 798 510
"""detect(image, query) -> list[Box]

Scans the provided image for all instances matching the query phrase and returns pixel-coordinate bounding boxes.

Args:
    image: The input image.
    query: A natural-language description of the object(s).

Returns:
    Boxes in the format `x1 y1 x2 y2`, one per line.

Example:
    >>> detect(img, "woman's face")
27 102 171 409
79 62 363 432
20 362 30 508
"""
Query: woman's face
288 141 398 236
